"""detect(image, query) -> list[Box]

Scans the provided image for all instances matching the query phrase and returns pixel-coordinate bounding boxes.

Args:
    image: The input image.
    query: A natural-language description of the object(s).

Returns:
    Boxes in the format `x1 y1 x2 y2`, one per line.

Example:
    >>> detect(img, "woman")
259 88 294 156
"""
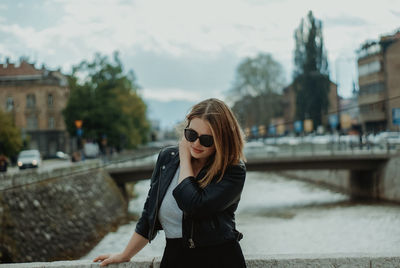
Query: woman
94 98 247 267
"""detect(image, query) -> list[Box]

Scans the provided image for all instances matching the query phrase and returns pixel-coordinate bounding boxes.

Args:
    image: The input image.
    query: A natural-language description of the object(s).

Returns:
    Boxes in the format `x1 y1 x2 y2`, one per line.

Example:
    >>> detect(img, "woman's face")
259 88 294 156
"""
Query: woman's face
187 117 216 161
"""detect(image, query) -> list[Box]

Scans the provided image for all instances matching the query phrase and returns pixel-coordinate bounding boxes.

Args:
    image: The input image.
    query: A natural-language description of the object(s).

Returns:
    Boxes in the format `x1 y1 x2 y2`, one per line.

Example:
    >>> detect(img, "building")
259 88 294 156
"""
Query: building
0 59 70 157
357 29 400 133
282 81 338 133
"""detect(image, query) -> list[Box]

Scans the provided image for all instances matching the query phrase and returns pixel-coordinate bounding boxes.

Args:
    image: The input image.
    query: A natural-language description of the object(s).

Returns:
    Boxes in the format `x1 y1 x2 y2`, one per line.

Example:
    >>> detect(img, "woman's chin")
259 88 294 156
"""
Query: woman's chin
190 150 205 160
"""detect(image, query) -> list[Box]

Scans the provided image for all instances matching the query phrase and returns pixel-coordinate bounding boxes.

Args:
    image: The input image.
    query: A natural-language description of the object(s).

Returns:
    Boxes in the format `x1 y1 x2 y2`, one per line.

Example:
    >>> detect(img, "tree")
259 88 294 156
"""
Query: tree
0 110 23 157
228 53 286 129
63 52 150 150
293 11 330 127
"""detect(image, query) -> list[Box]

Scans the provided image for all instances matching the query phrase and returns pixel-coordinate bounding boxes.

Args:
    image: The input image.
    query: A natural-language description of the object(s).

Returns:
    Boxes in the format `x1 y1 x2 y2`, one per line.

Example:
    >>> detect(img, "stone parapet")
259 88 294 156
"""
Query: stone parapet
1 254 399 267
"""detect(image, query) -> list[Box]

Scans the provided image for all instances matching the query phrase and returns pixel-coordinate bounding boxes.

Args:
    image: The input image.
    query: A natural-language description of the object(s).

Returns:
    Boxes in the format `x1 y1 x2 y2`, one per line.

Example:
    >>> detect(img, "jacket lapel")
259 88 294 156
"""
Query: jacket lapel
158 150 180 206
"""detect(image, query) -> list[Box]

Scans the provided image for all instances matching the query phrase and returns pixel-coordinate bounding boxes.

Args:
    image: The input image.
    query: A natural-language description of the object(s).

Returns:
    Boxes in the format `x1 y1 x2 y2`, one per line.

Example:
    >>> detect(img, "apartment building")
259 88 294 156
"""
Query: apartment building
0 59 70 157
357 29 400 133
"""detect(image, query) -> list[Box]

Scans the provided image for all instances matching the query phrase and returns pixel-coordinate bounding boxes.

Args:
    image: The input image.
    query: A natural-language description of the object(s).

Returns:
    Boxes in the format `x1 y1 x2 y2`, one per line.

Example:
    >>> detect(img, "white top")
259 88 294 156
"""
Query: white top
158 167 183 238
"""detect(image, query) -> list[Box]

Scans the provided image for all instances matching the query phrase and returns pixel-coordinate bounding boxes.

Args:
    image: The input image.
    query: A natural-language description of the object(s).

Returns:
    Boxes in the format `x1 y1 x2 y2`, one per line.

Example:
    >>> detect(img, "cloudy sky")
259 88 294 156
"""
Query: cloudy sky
0 0 399 128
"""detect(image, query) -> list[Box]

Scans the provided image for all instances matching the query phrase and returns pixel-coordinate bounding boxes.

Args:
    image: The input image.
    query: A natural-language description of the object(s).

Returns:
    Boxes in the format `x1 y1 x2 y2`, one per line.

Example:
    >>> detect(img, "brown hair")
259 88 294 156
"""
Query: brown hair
185 98 245 188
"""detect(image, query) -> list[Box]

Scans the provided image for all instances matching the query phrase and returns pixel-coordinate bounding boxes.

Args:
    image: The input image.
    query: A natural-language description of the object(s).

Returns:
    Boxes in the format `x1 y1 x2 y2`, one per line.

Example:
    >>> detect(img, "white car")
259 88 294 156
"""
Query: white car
244 141 280 157
373 132 400 145
56 151 70 160
17 149 42 169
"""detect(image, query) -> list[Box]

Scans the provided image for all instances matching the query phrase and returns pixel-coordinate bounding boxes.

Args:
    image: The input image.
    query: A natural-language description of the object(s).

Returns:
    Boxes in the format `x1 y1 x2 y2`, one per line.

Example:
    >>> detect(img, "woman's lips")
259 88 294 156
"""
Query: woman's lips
191 147 203 154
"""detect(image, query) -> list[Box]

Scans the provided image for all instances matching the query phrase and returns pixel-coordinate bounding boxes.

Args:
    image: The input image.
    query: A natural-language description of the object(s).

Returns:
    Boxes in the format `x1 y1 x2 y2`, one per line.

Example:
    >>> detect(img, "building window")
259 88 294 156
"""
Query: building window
358 61 381 77
6 97 14 111
48 117 55 129
48 94 54 107
27 116 38 130
26 94 36 108
359 82 385 95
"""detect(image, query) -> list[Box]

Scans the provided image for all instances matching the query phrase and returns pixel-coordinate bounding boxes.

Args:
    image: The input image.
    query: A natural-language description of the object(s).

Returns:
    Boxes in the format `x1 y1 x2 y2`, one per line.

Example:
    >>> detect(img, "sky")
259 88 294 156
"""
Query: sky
0 0 399 128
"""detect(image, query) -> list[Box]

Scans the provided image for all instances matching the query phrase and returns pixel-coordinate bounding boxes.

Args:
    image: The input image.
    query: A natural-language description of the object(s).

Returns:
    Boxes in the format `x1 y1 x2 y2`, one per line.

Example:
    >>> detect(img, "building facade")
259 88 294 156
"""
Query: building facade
0 59 70 157
357 29 400 133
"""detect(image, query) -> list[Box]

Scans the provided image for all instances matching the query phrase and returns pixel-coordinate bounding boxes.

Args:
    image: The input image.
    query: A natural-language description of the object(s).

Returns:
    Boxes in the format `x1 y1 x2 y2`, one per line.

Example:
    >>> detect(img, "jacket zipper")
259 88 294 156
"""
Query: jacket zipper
188 221 195 248
149 167 162 241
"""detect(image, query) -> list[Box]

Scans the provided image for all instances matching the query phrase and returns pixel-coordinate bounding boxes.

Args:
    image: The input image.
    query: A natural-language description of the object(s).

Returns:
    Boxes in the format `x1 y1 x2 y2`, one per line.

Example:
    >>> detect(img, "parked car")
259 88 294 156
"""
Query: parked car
56 151 70 160
373 132 400 145
244 141 280 157
17 149 42 169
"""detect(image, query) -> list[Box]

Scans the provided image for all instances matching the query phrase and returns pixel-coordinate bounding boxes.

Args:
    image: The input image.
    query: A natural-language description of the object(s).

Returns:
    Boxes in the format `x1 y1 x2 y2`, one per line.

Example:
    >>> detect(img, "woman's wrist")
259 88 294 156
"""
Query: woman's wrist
119 251 133 261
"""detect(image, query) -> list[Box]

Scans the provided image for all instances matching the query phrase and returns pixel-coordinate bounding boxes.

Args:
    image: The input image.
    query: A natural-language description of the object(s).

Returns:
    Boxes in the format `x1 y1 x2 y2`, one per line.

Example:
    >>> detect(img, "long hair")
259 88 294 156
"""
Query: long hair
185 98 245 188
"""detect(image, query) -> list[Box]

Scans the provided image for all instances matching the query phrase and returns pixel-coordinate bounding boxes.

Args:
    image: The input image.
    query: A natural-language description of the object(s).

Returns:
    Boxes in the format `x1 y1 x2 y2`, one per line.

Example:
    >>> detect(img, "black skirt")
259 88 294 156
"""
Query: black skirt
160 238 247 268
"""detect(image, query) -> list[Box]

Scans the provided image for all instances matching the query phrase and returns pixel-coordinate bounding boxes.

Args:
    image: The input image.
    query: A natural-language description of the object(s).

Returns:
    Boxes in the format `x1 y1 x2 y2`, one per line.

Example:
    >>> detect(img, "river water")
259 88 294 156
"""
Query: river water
82 172 400 260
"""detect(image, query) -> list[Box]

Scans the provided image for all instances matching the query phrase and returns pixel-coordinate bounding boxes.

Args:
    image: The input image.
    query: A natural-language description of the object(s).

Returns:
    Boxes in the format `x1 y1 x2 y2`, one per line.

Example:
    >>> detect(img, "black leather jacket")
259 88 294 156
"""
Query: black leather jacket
135 146 246 248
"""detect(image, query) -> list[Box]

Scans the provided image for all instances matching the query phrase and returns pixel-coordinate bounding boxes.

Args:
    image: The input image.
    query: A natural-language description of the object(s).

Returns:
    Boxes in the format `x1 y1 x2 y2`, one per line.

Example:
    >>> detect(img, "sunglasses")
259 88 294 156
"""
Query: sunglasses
184 128 214 147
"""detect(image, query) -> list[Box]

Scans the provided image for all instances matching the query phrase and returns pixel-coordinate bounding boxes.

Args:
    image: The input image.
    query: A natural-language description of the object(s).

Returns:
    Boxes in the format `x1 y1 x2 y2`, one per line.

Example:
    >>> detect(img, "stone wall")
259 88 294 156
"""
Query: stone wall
278 170 351 194
0 164 127 263
279 154 400 203
1 253 399 267
380 155 400 202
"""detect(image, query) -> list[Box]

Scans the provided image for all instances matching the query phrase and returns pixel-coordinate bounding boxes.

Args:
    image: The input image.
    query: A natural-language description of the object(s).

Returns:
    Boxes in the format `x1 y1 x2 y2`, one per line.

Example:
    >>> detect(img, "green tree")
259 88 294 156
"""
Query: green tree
228 53 285 129
63 52 150 150
0 110 23 157
293 11 330 127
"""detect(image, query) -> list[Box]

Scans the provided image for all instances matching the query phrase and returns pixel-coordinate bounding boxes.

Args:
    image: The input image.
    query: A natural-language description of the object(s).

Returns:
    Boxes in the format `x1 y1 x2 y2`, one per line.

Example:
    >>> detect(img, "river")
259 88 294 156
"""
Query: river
82 171 400 260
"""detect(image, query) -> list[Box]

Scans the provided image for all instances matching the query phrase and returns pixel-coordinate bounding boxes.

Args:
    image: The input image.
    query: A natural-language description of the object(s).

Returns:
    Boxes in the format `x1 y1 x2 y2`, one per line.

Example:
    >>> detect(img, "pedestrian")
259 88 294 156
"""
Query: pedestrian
94 98 247 267
0 154 8 172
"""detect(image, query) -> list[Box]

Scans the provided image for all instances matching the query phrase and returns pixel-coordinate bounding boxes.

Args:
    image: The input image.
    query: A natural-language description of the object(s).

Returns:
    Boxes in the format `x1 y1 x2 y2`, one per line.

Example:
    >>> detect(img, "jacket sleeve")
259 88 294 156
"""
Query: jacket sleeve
172 163 246 218
135 149 164 239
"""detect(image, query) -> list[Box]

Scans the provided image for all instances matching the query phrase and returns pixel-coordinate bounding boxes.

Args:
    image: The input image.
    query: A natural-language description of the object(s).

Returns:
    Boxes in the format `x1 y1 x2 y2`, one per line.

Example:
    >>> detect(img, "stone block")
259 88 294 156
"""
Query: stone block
371 256 400 267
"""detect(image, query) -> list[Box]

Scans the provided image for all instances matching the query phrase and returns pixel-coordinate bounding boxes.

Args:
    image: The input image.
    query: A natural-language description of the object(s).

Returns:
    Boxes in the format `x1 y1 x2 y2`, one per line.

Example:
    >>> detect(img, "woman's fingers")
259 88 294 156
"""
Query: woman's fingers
100 258 113 267
93 254 110 262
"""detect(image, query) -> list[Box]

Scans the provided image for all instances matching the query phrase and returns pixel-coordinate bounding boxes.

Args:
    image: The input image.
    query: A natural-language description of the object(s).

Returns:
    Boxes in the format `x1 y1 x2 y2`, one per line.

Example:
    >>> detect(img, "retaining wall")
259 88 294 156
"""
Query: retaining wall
1 254 399 267
0 163 128 263
279 155 400 203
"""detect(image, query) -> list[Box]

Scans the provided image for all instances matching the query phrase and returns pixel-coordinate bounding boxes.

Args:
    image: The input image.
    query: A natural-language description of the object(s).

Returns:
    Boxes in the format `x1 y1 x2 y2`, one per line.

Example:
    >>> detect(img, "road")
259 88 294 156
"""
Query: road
4 158 100 175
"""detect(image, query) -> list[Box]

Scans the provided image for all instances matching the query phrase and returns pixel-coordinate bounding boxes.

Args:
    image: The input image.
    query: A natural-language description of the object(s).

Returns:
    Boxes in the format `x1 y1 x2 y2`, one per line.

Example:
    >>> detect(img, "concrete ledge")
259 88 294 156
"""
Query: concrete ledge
1 254 399 267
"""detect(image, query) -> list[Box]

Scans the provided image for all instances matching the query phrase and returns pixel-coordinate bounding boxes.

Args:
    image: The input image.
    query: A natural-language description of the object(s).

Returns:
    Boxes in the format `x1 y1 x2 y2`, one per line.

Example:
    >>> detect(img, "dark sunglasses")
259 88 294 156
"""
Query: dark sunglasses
184 128 214 147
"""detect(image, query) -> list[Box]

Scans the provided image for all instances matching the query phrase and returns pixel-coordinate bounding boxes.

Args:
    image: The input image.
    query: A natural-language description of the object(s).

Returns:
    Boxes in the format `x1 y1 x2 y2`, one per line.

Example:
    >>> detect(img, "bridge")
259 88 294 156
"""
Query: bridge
106 152 392 199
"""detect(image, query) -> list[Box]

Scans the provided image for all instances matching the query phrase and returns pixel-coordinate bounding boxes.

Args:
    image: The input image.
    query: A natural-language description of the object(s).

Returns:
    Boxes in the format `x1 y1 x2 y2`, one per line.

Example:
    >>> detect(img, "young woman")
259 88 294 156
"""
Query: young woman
94 98 247 267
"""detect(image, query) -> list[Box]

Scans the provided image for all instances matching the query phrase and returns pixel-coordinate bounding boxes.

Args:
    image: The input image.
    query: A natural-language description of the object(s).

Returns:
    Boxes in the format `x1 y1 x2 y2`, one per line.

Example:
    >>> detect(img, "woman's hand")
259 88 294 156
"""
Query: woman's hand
179 137 192 165
178 138 194 182
93 253 130 267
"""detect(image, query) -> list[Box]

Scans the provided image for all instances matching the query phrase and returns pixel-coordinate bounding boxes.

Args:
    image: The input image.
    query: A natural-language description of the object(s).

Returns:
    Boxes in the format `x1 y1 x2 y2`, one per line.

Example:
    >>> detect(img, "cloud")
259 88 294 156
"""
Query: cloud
390 10 400 18
324 15 369 27
142 87 223 102
1 0 399 102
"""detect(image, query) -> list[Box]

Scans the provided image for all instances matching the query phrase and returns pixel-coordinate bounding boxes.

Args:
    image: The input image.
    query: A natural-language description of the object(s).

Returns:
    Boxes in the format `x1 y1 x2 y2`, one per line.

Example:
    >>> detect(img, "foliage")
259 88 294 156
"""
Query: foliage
228 53 285 128
293 11 330 127
63 52 150 150
0 110 23 157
